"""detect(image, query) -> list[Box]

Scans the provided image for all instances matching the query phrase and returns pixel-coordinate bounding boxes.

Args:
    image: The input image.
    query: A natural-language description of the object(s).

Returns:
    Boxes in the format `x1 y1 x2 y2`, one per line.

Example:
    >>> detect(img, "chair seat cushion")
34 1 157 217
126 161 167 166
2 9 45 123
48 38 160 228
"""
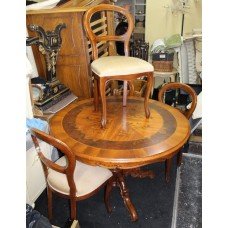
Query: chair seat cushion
91 56 154 77
47 156 113 197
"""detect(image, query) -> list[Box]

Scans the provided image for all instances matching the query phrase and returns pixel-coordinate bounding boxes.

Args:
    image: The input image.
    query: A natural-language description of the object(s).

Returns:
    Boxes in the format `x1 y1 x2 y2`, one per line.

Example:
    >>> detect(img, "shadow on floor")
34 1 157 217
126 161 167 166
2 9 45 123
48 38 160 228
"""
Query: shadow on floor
35 161 177 228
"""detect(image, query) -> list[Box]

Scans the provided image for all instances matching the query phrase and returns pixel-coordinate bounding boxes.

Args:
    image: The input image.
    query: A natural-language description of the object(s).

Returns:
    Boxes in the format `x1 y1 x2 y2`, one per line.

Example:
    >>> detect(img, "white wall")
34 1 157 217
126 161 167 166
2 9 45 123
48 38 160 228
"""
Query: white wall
145 0 202 46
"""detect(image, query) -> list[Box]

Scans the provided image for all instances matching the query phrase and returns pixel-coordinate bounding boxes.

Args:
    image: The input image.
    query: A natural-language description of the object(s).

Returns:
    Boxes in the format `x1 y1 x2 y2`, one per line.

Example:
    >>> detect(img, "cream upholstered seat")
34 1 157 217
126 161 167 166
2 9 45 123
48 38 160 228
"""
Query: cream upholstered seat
83 4 154 128
30 128 113 221
91 56 154 77
48 156 112 197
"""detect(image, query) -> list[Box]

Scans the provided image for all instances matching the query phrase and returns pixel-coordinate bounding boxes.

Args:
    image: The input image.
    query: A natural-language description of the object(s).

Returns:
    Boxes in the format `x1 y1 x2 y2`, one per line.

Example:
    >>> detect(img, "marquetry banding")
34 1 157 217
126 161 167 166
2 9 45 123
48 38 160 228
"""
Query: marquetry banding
62 99 176 149
50 97 190 168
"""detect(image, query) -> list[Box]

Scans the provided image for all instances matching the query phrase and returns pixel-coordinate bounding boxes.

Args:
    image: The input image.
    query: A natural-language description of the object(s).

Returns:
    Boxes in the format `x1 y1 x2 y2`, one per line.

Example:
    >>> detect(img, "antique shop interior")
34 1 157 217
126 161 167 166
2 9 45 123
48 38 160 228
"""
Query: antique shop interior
25 0 202 227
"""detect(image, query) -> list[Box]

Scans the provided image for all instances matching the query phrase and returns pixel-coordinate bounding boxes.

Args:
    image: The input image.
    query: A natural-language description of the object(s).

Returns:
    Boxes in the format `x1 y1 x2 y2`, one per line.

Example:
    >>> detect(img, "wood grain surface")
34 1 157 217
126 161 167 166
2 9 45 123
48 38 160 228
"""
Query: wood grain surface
50 96 190 169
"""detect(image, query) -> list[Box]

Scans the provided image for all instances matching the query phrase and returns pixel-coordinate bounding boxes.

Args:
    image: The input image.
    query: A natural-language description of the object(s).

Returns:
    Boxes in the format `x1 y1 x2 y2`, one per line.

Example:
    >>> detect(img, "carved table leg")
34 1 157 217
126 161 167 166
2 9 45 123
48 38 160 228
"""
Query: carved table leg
112 170 138 221
165 158 172 183
123 167 155 179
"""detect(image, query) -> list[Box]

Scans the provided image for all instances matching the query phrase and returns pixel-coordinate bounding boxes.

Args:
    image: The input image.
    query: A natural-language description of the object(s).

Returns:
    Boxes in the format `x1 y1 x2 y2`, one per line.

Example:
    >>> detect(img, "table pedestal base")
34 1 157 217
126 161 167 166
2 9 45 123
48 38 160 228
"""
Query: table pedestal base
123 168 155 179
105 169 138 221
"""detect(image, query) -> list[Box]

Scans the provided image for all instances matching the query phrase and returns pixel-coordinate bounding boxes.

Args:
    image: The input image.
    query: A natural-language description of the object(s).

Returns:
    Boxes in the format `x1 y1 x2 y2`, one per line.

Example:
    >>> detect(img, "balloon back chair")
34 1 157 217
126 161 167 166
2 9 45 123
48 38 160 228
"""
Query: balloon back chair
30 128 113 221
158 82 197 182
83 4 154 128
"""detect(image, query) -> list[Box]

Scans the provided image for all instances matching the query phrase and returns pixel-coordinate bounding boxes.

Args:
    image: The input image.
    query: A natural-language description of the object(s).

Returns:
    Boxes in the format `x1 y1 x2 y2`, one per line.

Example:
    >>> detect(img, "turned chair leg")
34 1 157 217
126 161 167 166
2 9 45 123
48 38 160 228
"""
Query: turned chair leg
47 186 53 220
123 80 128 107
165 158 172 183
94 77 99 111
70 198 77 221
104 179 114 213
144 73 154 118
99 78 107 128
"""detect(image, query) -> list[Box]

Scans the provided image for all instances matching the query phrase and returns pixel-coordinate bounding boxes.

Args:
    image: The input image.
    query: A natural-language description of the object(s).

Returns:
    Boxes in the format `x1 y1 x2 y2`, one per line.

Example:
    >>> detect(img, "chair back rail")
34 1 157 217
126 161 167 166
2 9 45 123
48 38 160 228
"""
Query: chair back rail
158 82 197 119
30 128 76 194
158 82 197 183
84 4 134 60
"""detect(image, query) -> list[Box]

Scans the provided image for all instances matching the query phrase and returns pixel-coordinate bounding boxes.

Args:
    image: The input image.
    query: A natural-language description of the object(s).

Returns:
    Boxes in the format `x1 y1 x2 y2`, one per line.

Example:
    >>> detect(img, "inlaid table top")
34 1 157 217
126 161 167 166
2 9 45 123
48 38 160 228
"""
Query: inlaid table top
50 96 190 169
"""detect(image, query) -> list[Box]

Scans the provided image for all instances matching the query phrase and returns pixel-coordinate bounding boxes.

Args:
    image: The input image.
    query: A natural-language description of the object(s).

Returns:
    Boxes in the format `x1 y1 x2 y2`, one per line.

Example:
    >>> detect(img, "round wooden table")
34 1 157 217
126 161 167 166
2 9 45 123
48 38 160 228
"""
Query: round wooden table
50 96 190 221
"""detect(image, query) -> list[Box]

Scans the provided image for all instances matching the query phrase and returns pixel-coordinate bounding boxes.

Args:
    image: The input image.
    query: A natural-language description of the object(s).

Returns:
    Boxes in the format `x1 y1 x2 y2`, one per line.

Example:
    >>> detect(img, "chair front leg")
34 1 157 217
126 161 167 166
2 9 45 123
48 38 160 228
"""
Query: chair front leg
94 76 99 111
70 198 77 221
47 186 53 220
123 80 128 107
104 177 115 213
99 78 107 128
144 72 154 118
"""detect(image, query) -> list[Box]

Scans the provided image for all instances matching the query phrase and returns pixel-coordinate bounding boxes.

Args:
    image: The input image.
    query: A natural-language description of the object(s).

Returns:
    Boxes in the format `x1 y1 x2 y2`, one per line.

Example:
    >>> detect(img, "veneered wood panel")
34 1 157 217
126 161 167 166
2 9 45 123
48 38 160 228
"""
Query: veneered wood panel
27 12 92 99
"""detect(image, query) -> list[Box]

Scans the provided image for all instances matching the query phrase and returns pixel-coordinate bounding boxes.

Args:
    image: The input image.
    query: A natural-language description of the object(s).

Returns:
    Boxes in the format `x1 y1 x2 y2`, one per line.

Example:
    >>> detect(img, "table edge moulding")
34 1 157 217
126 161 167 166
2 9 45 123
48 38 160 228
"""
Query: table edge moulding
49 96 190 169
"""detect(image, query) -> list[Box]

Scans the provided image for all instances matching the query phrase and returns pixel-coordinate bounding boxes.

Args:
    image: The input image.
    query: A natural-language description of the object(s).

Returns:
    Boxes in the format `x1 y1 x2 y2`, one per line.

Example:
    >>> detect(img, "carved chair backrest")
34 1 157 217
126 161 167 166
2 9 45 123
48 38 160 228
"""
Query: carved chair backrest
30 128 76 195
158 82 197 120
83 4 134 61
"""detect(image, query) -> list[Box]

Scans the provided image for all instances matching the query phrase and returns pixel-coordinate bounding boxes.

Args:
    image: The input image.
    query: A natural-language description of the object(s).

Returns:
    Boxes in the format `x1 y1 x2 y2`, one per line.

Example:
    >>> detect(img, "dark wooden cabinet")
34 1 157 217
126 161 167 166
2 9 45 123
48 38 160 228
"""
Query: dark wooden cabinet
26 0 111 99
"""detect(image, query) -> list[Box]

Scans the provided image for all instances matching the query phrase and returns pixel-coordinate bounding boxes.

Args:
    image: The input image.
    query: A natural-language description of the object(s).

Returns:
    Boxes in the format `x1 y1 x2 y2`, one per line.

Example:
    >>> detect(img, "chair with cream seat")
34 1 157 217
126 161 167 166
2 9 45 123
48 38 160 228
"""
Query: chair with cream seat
158 82 197 182
83 4 154 128
30 128 113 221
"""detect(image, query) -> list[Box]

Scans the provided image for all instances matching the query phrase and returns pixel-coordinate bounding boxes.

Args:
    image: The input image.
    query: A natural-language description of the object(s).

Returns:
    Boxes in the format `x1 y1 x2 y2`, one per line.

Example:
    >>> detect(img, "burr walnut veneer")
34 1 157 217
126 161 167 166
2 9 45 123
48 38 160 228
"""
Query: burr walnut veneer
50 96 190 221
